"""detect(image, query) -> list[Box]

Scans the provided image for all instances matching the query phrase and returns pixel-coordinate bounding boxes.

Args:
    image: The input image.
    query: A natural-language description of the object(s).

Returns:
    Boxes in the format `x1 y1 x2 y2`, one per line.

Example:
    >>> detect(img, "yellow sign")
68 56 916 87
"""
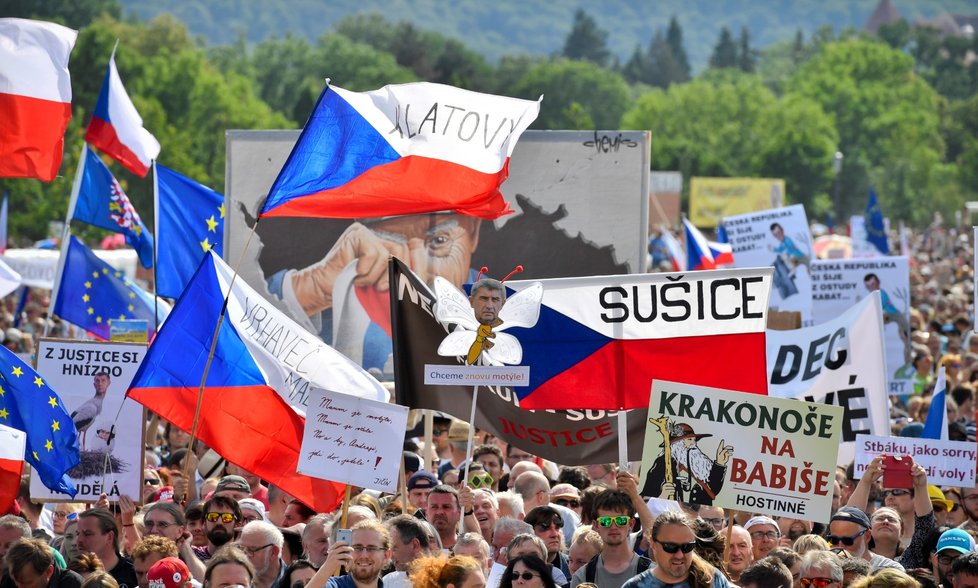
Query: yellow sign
689 177 786 228
109 319 148 343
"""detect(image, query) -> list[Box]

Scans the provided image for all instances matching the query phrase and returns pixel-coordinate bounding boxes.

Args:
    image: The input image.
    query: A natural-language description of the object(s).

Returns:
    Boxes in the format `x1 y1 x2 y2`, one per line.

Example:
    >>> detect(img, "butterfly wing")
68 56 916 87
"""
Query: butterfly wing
434 276 479 331
437 328 478 358
497 282 543 330
485 332 523 365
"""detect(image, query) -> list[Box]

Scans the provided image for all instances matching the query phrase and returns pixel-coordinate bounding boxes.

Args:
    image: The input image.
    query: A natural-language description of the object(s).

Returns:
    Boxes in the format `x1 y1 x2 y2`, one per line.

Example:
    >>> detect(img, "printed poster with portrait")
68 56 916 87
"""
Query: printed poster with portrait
29 340 146 503
810 257 913 397
722 204 814 325
225 130 650 380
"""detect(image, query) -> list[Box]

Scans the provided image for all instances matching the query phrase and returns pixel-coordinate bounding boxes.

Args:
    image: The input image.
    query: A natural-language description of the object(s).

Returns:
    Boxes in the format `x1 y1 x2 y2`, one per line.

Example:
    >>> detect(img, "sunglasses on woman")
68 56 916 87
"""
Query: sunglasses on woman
826 529 867 546
509 571 540 582
654 540 696 554
533 518 563 532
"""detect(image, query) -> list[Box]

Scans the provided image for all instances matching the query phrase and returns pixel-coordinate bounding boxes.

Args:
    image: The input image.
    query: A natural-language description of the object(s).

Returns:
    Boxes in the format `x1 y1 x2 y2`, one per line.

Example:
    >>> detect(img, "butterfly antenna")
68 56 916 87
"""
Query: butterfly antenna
501 265 523 282
476 266 489 281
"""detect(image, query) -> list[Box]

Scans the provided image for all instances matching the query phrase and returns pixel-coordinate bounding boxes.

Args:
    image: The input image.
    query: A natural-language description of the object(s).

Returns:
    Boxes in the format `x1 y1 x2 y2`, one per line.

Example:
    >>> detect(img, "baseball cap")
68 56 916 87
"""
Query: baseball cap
937 528 976 554
215 475 251 495
407 471 439 491
550 484 580 500
147 558 191 588
831 506 871 529
744 515 779 531
238 498 268 522
402 452 422 475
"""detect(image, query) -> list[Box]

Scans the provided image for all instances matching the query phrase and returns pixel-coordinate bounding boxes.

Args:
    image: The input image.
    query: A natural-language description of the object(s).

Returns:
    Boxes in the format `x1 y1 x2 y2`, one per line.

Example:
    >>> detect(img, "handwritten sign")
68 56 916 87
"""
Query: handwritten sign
298 389 409 493
854 434 977 487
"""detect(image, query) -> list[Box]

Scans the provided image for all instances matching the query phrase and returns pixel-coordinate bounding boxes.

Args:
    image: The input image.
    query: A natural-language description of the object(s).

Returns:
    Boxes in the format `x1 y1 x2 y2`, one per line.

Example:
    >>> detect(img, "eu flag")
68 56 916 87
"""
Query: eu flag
52 236 167 340
865 188 889 255
71 146 154 268
0 345 80 496
155 164 224 299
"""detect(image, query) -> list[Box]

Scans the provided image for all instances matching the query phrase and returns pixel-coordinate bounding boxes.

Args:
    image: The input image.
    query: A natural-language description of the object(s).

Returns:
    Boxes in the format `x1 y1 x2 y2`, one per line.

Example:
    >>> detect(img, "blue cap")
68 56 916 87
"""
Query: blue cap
937 528 976 555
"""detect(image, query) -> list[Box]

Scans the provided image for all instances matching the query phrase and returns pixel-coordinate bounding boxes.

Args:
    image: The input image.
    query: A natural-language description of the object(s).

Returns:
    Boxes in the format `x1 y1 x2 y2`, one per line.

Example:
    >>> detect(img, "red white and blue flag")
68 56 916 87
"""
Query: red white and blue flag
683 217 718 271
259 82 540 220
127 252 388 512
0 424 25 514
659 226 686 272
392 258 772 411
711 223 735 266
85 51 160 177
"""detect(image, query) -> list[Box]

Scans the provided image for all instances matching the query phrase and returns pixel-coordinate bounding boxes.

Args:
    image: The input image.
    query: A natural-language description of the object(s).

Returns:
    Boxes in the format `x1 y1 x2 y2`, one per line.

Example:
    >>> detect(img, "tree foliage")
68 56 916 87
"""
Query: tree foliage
561 9 611 68
509 59 630 129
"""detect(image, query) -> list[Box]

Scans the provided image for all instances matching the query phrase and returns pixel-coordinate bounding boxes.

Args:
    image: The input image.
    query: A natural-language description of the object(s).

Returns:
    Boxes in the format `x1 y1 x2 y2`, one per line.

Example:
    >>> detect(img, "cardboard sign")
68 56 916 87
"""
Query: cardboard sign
854 434 977 487
640 380 842 521
298 389 409 493
30 340 145 503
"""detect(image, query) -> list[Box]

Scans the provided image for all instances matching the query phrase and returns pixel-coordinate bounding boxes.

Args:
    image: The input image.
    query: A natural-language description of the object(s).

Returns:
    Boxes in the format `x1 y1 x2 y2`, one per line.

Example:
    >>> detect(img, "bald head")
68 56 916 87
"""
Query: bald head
514 471 550 511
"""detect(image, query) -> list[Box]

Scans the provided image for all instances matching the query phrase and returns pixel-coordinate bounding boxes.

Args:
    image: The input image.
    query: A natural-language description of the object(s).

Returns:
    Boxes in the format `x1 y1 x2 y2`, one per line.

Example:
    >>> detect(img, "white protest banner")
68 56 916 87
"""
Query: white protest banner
298 389 409 493
767 292 888 464
640 380 842 521
854 434 977 487
722 204 814 325
810 257 912 396
30 340 145 503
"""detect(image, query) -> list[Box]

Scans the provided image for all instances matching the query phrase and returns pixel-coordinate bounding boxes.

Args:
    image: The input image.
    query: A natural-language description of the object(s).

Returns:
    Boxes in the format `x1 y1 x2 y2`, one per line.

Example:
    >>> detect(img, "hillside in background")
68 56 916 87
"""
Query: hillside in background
118 0 976 69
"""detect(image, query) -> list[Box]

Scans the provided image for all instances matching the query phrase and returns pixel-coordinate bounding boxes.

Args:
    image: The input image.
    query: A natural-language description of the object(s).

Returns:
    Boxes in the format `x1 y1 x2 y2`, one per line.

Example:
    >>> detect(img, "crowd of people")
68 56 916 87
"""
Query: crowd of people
1 217 977 588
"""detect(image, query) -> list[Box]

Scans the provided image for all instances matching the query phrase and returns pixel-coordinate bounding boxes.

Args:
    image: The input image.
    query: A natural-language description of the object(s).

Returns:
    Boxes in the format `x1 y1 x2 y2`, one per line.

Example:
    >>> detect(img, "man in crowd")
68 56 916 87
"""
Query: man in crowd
426 485 463 551
194 496 240 562
142 502 205 580
799 551 843 588
202 548 254 588
211 475 252 502
515 472 578 545
622 511 729 587
76 509 138 588
146 558 192 588
525 507 571 583
322 520 391 588
472 489 498 543
0 516 30 567
4 538 82 588
726 525 753 585
301 514 331 568
472 445 504 491
382 515 430 584
281 500 316 527
933 529 976 588
744 516 780 561
952 552 978 588
132 535 179 588
571 490 649 588
491 519 533 566
406 472 439 511
236 521 284 588
738 558 792 588
828 506 904 572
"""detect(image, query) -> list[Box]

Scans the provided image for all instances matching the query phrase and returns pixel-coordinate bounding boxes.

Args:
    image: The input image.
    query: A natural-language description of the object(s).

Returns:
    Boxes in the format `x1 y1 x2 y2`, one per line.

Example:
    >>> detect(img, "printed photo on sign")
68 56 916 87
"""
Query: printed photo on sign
226 130 650 379
722 204 814 325
30 340 145 503
640 380 843 521
766 292 888 464
810 257 912 397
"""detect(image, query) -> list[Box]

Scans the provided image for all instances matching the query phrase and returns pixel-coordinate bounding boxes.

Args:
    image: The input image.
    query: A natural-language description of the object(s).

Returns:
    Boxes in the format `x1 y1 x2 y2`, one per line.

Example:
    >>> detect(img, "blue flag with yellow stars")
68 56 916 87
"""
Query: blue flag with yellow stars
155 164 224 299
53 236 168 340
0 345 80 496
71 146 154 268
864 188 890 255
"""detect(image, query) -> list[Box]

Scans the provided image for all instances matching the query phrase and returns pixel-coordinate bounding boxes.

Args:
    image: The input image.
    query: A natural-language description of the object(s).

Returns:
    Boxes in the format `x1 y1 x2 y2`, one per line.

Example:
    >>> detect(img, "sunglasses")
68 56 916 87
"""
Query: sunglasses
509 572 540 582
950 503 962 512
882 489 911 498
469 473 494 489
826 529 867 546
596 516 630 528
144 478 161 486
533 518 564 532
654 540 696 554
554 499 580 508
800 578 837 588
206 512 237 524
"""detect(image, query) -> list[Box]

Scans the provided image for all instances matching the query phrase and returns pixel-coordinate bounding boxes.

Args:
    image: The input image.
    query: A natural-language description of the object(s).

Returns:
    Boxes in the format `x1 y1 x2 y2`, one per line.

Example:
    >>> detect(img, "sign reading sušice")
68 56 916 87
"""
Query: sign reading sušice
640 380 842 521
854 434 977 487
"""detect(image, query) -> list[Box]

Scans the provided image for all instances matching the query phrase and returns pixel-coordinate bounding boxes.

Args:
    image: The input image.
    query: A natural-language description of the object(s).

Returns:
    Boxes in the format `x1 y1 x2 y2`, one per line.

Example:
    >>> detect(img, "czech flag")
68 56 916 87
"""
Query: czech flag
391 259 772 411
127 251 388 512
659 226 686 272
85 51 160 177
259 81 540 221
0 424 25 514
0 18 77 182
922 365 948 441
683 217 716 271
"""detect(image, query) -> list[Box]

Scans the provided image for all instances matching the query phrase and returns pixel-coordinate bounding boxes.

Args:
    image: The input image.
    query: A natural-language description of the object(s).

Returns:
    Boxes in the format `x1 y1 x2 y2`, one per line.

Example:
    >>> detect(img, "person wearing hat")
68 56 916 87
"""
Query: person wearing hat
743 516 780 561
638 422 733 505
931 486 955 527
238 499 268 525
407 471 439 511
147 558 192 588
550 484 582 518
212 475 252 502
828 506 904 572
932 528 976 587
437 420 471 479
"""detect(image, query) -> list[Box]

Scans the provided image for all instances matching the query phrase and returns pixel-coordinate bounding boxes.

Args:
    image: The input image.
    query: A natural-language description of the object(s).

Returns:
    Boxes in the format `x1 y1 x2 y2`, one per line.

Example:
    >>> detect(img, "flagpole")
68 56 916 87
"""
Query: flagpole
46 144 87 338
151 160 159 336
458 385 480 536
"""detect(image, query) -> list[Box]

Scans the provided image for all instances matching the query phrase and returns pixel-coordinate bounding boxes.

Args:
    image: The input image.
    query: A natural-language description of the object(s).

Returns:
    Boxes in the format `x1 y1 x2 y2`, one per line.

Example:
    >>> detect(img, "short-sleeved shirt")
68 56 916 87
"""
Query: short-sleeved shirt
570 553 642 588
621 567 731 588
109 557 138 588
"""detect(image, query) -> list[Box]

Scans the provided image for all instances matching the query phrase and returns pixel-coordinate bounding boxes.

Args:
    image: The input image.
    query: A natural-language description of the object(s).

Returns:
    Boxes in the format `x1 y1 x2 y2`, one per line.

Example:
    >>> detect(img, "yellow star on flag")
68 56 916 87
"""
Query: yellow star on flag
45 440 53 451
92 271 99 278
128 305 134 311
83 294 90 302
85 281 92 289
11 366 22 377
200 238 212 252
52 420 60 432
134 225 142 236
115 271 122 278
0 408 8 419
109 202 122 212
47 396 56 408
34 376 43 387
219 203 225 218
32 451 38 461
118 314 125 320
102 268 109 275
0 385 4 396
129 292 136 299
96 317 103 324
87 308 94 315
206 215 219 233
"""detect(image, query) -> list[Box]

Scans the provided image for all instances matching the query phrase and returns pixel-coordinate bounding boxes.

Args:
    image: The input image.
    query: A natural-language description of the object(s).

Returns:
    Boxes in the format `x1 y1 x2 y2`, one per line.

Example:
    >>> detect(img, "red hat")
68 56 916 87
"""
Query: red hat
147 558 191 588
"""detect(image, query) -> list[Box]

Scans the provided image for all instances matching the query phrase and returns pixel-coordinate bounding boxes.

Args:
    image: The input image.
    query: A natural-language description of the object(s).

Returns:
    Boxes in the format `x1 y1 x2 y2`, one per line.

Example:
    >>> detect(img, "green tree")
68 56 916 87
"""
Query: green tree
738 26 757 73
1 0 120 28
666 16 691 81
561 9 611 67
509 59 630 129
710 26 738 69
787 38 947 223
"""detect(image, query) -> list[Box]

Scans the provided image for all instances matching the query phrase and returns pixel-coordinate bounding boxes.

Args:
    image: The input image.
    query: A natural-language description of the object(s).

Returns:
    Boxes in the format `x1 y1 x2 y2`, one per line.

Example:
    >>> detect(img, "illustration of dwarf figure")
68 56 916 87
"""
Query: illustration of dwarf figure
640 422 733 505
